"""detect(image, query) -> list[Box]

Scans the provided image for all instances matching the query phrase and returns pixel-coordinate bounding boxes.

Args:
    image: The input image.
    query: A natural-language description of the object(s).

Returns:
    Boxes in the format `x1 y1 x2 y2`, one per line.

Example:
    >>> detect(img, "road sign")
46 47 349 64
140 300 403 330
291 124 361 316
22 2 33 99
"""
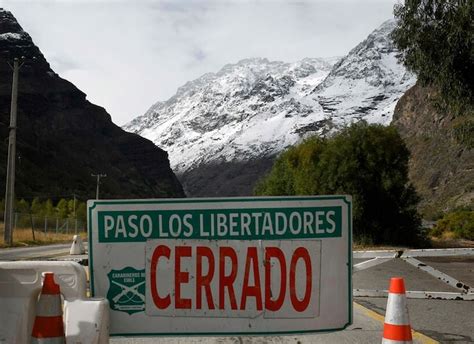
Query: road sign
88 196 352 336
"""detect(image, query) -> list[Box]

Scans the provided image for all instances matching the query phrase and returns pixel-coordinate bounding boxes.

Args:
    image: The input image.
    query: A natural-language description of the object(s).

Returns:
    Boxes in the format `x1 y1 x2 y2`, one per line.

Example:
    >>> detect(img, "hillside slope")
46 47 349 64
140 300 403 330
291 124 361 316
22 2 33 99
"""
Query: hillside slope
392 83 474 217
0 9 184 199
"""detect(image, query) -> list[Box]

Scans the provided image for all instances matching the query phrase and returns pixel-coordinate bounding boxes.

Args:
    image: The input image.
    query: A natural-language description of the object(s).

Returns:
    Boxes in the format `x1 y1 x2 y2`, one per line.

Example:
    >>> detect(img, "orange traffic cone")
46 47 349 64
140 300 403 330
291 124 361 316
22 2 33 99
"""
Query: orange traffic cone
31 272 66 343
382 277 413 343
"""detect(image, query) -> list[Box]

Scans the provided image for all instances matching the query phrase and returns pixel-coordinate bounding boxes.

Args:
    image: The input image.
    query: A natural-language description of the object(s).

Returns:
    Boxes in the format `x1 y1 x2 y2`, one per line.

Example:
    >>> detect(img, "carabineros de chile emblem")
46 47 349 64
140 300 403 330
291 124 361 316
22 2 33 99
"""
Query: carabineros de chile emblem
107 267 146 315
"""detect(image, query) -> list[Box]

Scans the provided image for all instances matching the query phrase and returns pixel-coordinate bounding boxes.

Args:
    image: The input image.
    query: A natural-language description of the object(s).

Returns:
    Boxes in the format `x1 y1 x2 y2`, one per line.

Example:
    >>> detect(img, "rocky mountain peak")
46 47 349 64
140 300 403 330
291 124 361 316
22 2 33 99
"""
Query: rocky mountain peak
313 19 414 126
0 9 184 199
0 8 24 35
0 9 46 62
124 19 416 197
0 9 66 99
124 56 337 176
321 20 397 83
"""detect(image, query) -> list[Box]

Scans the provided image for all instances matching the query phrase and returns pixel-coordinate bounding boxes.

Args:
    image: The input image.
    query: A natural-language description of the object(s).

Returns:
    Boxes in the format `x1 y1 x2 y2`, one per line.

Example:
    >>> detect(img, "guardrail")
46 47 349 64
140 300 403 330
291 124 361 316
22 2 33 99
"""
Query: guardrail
353 248 474 301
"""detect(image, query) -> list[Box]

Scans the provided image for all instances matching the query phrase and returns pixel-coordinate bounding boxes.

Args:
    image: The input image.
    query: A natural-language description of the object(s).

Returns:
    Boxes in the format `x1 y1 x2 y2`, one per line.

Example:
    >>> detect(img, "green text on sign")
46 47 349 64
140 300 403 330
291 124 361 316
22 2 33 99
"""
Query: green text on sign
97 207 342 242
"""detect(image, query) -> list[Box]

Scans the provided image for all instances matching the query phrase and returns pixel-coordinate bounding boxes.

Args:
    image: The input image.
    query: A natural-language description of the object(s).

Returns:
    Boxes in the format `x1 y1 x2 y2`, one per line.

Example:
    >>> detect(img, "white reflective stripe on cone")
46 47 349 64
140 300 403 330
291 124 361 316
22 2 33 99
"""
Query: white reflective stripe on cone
31 337 65 344
382 338 413 344
385 293 410 325
35 295 62 317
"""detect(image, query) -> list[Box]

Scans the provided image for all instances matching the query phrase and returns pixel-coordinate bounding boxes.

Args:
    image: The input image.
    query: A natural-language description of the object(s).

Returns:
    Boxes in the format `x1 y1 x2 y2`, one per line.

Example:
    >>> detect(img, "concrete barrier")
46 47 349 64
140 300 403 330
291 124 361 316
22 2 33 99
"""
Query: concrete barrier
0 261 108 343
65 298 109 343
70 235 86 255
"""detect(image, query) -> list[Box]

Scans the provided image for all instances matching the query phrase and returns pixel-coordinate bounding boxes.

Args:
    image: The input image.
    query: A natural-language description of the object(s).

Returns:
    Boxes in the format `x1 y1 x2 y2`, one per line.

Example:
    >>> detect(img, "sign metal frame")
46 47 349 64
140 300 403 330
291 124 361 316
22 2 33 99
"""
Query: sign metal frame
88 196 352 337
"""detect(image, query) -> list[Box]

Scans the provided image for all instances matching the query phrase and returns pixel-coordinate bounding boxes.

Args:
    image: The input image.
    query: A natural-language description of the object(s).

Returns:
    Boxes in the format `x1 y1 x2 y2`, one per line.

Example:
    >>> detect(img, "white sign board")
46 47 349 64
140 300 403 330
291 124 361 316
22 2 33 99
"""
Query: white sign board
88 196 352 336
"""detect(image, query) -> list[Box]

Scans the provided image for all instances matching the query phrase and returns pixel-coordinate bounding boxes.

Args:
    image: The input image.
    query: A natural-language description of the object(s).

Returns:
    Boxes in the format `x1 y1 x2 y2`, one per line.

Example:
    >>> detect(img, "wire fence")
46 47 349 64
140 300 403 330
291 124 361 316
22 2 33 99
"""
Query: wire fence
13 212 86 235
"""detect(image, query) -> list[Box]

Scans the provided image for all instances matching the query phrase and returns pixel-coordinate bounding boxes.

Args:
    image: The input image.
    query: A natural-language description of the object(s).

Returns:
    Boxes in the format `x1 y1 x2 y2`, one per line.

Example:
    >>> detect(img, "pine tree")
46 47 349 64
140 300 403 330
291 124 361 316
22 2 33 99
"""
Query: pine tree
67 199 75 218
56 199 69 219
75 202 87 223
44 199 55 218
31 198 44 217
16 199 30 214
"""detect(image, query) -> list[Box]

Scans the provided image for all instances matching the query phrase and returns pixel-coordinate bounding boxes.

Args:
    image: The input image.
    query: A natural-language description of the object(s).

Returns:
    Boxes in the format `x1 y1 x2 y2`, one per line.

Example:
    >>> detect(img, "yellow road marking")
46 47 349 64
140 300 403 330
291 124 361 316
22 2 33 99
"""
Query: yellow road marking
354 302 439 344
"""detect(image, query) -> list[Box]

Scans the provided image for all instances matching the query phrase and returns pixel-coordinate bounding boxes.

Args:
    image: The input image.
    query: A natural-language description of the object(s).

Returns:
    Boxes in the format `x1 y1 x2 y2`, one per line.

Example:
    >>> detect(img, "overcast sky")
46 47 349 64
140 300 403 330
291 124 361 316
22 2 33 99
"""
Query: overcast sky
0 0 398 125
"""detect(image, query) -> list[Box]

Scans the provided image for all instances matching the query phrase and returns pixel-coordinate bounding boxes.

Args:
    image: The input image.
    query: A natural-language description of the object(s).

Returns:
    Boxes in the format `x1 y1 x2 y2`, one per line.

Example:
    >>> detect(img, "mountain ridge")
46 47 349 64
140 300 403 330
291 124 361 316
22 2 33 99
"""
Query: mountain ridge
0 8 184 200
125 19 416 197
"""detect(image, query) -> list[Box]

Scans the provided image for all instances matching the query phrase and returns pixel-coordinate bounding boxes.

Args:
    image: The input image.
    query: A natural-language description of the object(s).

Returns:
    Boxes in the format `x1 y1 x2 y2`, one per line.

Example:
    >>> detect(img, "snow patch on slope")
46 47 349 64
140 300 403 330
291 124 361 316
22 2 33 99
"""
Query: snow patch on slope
312 20 414 127
127 57 335 173
0 32 22 40
124 20 415 176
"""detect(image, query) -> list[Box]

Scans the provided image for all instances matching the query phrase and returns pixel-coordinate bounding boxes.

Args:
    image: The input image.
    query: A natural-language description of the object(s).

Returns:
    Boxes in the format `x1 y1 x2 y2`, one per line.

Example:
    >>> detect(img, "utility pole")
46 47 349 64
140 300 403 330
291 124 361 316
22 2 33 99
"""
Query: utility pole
91 174 107 200
72 193 76 218
3 58 23 246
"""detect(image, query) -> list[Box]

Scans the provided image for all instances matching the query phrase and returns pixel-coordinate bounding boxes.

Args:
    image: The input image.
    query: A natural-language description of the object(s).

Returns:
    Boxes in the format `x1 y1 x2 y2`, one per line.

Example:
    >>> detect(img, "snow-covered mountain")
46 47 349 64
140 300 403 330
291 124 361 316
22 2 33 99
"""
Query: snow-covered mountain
124 20 416 196
313 20 415 126
126 57 336 172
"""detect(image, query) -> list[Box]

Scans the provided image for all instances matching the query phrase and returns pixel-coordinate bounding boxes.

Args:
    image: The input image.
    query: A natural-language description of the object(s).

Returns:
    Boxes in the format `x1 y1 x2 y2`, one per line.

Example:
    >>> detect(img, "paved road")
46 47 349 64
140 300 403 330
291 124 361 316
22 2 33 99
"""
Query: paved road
2 245 472 343
357 298 473 343
0 242 89 261
354 256 474 343
110 303 433 344
0 243 70 260
109 256 473 343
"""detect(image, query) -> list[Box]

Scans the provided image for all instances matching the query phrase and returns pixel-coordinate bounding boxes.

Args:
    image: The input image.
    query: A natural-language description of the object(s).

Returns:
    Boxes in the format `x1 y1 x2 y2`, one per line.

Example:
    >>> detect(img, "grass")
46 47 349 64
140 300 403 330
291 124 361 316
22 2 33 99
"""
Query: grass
353 243 409 250
0 224 87 248
429 232 474 248
1 225 471 250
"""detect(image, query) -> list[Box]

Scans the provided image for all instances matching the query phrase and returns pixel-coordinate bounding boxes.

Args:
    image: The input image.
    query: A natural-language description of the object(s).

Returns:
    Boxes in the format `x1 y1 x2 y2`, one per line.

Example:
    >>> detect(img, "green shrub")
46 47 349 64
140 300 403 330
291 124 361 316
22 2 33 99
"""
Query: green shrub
435 210 474 240
429 225 444 238
453 120 474 148
255 122 425 246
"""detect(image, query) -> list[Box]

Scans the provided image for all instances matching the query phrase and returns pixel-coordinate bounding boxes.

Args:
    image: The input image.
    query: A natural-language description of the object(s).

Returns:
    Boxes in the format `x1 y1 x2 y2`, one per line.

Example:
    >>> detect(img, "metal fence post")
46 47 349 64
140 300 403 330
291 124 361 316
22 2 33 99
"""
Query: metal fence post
66 218 69 234
56 218 59 234
30 213 35 241
44 217 47 234
75 219 78 234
